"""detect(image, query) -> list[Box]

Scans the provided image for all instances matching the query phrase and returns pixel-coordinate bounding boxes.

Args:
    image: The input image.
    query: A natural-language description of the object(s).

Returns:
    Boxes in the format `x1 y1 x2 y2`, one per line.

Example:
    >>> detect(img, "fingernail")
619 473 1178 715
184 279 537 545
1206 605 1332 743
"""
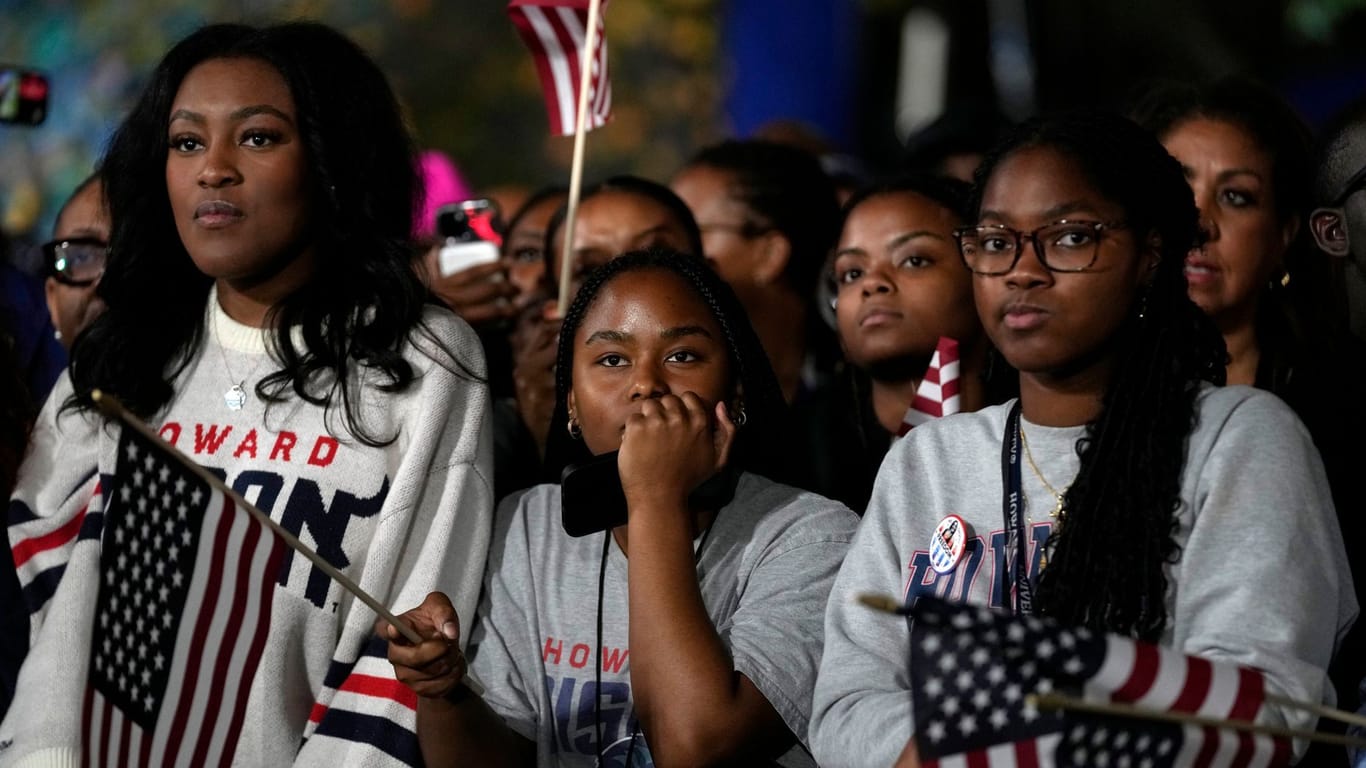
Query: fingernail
441 620 458 640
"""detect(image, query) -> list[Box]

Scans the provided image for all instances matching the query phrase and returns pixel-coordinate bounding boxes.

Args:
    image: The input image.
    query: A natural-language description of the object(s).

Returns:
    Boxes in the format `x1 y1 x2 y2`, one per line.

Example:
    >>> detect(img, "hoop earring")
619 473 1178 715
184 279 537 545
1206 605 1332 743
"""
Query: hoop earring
567 417 582 439
732 404 747 427
1137 287 1151 321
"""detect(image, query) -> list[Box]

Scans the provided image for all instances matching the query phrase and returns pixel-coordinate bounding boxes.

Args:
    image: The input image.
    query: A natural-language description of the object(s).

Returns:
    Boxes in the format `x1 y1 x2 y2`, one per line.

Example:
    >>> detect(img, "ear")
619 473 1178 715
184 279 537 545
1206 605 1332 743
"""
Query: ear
1142 232 1162 281
43 278 61 327
1310 208 1351 258
1280 213 1302 253
566 389 577 419
752 232 792 287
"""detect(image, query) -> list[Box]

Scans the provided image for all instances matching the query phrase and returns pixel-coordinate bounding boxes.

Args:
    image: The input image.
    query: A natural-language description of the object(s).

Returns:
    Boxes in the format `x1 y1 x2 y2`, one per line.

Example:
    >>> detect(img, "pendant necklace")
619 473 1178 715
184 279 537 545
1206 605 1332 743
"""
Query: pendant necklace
1019 425 1070 570
212 307 267 411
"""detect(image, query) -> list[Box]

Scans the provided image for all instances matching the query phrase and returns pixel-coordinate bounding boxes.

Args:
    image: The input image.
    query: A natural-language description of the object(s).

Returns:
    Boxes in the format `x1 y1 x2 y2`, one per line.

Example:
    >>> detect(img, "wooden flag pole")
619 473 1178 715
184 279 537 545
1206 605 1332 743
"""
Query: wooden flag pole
1031 691 1366 749
91 390 422 644
1265 692 1366 730
555 0 605 317
859 592 1366 739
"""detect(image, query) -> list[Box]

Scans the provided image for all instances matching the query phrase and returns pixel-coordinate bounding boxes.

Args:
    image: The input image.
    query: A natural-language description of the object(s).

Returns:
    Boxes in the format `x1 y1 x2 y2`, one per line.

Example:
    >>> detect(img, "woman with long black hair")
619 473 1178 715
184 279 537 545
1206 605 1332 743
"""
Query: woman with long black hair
809 111 1356 766
387 247 856 767
3 22 492 766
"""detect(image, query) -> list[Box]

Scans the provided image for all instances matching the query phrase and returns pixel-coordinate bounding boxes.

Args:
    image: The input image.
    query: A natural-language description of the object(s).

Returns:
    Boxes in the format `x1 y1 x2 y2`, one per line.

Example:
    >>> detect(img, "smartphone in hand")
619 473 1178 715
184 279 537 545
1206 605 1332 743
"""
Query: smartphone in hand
436 199 501 276
560 451 739 537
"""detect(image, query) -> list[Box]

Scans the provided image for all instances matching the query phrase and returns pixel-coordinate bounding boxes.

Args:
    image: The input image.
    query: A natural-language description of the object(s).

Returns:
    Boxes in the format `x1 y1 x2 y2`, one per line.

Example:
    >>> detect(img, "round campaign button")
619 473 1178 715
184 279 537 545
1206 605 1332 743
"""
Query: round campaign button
929 514 968 574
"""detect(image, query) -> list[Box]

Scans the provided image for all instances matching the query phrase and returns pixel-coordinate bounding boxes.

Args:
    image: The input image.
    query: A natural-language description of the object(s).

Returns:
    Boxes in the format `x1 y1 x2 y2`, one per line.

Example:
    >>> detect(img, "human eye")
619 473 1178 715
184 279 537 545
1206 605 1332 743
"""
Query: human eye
513 247 541 264
596 353 628 368
979 231 1015 254
168 134 203 153
1220 188 1255 208
241 129 282 148
666 349 701 363
1050 224 1097 249
898 253 931 269
835 267 863 285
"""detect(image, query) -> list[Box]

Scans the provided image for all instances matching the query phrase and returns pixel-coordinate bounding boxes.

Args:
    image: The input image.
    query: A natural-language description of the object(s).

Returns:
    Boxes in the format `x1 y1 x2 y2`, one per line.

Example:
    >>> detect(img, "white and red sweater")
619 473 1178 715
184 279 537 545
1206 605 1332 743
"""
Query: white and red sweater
2 292 494 767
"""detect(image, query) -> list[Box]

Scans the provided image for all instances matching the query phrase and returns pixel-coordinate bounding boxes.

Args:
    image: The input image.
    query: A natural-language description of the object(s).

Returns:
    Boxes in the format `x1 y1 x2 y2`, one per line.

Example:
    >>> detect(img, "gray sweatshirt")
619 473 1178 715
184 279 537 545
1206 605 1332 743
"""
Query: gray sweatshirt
809 385 1357 767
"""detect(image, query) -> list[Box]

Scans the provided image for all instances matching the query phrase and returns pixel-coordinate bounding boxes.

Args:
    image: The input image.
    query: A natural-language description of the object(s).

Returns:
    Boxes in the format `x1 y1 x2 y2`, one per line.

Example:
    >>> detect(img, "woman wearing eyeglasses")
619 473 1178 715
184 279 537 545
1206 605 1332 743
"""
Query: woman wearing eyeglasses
809 111 1356 767
42 174 109 349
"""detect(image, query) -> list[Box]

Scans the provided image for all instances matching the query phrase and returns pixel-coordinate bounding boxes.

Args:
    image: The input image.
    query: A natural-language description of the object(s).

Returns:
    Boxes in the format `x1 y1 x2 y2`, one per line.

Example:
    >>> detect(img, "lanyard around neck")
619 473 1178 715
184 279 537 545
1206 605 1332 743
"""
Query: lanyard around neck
1000 402 1034 615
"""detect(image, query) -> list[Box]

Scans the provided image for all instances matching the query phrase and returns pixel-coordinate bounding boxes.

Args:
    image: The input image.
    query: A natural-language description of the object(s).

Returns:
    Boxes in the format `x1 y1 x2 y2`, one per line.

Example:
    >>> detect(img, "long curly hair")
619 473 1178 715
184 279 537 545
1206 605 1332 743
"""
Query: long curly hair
542 247 793 485
69 22 471 445
970 110 1227 641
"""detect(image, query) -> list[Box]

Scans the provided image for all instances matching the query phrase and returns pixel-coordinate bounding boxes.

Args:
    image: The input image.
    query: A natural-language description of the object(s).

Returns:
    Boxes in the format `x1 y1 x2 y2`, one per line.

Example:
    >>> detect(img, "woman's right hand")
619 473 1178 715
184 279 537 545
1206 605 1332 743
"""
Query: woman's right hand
385 591 467 699
421 246 519 326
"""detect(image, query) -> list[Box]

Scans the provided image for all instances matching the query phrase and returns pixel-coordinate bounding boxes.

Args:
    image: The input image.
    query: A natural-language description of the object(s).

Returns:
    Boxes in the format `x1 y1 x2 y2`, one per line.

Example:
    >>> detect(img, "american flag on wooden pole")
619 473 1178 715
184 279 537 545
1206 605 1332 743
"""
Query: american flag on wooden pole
80 422 286 767
899 336 961 436
905 596 1294 767
508 0 612 136
77 392 428 767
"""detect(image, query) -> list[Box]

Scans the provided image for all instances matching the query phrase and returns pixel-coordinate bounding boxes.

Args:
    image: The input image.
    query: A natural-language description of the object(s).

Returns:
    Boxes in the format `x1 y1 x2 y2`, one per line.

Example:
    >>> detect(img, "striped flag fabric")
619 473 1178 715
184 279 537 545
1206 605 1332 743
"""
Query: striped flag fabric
81 425 286 767
909 596 1291 768
899 336 961 436
507 0 612 136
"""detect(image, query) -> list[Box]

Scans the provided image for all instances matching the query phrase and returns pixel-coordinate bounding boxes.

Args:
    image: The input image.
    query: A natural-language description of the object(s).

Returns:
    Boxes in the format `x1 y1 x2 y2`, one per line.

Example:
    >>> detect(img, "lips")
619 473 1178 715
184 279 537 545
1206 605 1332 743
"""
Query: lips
193 200 244 228
857 305 903 329
1183 253 1220 286
1001 302 1048 331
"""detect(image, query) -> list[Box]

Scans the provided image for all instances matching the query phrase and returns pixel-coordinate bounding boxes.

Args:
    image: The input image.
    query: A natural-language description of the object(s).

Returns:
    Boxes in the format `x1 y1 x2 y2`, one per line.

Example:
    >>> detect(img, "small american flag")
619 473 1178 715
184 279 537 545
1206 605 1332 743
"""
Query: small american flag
507 0 612 136
899 336 961 436
81 425 286 767
909 596 1291 768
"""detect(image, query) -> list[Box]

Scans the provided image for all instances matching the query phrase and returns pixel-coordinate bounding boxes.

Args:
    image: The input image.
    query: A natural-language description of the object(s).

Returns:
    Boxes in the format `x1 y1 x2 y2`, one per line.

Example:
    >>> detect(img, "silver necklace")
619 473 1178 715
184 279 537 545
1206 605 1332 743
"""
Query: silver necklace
211 307 268 411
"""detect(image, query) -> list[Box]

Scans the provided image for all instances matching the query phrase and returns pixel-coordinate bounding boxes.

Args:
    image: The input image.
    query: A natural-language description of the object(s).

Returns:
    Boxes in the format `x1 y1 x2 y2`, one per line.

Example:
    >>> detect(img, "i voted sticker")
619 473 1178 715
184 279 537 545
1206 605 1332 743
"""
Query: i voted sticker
929 514 968 574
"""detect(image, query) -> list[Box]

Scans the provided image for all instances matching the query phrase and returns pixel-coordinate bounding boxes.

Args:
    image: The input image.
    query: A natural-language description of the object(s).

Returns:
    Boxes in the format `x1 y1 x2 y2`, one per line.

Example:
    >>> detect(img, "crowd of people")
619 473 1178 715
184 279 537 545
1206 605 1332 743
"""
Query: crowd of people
0 18 1362 768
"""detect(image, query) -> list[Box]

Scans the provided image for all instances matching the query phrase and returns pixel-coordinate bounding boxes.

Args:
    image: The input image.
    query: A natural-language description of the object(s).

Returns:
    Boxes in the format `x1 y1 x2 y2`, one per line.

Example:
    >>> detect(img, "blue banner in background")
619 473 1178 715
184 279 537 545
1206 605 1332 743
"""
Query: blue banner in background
720 0 859 148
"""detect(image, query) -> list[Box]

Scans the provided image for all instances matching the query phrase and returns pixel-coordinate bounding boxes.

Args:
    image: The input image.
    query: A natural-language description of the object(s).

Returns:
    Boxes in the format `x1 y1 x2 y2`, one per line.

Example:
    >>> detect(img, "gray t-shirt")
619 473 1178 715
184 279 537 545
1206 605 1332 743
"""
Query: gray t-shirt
468 471 856 767
809 386 1358 767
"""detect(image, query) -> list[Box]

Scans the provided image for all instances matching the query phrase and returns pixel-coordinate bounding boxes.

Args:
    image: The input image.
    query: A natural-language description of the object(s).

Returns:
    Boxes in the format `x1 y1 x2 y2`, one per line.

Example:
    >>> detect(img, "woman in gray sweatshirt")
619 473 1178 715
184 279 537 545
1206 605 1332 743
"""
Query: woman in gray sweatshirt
809 110 1357 767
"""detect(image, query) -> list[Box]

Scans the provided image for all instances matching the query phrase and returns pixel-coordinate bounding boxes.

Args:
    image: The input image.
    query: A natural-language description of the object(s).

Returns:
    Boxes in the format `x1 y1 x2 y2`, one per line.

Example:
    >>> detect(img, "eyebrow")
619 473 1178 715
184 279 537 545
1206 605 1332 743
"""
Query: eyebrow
834 229 945 259
979 201 1101 223
168 104 294 124
583 325 714 345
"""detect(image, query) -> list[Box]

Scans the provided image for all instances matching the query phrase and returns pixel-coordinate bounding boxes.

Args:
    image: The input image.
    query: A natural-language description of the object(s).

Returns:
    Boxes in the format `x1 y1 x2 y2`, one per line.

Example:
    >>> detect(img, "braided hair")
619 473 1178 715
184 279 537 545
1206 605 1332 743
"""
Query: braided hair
542 247 792 485
970 111 1226 641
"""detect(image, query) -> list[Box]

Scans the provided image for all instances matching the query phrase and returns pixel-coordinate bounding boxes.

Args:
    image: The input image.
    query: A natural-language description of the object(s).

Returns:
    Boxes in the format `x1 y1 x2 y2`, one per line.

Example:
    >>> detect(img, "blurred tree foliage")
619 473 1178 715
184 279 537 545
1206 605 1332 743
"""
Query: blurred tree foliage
0 0 722 244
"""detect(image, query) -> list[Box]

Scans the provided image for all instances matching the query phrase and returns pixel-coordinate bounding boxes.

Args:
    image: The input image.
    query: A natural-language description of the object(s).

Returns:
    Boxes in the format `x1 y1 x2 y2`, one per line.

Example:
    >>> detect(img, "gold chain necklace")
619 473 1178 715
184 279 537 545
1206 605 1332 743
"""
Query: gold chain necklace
1019 426 1068 520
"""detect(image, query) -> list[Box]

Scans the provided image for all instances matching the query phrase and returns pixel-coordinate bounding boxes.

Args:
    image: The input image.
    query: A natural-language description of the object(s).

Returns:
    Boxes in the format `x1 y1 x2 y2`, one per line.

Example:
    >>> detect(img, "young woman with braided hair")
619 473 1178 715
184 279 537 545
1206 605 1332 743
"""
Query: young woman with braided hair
387 248 856 767
810 110 1356 766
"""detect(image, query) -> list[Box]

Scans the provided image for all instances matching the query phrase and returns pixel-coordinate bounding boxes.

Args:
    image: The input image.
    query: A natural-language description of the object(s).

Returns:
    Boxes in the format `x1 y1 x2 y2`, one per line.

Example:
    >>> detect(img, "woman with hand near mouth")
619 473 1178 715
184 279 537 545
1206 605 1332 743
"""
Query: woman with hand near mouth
3 23 493 767
387 248 856 767
810 111 1355 767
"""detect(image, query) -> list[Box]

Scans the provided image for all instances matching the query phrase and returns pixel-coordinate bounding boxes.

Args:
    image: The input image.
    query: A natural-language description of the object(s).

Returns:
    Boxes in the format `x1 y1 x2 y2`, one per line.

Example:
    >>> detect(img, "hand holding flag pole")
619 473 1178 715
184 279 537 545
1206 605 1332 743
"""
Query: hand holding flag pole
91 389 422 645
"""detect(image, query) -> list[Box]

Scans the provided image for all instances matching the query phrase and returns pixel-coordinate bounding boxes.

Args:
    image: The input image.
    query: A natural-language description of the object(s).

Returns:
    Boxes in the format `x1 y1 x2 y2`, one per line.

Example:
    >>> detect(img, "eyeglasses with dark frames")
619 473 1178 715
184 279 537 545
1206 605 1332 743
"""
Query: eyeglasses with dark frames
1330 163 1366 208
953 220 1129 276
42 237 108 287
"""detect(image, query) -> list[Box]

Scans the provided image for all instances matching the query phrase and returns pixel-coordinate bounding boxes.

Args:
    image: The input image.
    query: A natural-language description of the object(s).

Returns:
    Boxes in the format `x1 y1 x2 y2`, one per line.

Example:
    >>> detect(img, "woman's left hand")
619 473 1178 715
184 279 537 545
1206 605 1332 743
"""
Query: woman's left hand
618 393 736 515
